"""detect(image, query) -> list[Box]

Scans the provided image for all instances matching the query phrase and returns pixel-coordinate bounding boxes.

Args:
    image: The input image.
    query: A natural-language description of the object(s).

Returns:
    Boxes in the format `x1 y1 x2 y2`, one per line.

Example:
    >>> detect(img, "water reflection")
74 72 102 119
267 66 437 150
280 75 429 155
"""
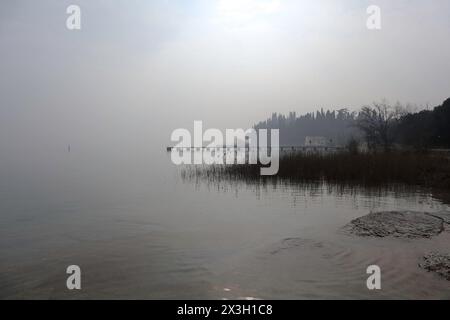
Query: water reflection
1 147 449 299
176 165 450 299
181 164 450 205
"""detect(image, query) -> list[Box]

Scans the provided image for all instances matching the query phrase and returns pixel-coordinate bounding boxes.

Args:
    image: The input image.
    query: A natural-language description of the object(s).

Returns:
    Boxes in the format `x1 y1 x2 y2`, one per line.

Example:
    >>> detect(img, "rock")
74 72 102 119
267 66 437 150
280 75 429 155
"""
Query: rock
269 238 324 255
343 211 445 239
427 211 450 225
419 252 450 280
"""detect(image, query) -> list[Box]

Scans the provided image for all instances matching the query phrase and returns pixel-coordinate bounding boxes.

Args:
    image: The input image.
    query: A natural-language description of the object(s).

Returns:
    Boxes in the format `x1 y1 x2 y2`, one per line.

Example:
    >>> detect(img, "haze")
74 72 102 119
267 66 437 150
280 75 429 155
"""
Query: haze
1 0 450 152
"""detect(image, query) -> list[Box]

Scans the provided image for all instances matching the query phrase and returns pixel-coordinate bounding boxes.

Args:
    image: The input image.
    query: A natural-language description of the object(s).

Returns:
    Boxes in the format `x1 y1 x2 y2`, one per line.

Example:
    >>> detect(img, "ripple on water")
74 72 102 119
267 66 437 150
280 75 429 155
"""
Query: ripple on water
217 232 450 299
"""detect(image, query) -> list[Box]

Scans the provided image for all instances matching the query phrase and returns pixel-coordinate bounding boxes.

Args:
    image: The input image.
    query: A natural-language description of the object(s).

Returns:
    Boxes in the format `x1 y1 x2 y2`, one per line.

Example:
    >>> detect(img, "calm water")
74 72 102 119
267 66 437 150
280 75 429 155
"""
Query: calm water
0 147 449 299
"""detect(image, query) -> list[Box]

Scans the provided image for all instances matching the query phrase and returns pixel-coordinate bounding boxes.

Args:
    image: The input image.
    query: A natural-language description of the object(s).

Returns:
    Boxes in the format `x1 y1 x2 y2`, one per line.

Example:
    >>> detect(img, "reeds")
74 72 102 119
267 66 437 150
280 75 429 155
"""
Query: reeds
182 151 450 189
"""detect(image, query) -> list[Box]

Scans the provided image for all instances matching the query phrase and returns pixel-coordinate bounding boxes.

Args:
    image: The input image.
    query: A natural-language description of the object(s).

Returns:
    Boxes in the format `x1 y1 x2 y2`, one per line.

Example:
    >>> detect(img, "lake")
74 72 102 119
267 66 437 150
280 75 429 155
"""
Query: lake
0 147 449 299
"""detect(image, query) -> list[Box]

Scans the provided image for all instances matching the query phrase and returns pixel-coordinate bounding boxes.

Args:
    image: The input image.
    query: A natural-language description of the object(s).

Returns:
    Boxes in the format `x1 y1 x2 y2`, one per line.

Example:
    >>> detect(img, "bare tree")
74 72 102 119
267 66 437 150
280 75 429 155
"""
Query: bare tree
356 100 401 151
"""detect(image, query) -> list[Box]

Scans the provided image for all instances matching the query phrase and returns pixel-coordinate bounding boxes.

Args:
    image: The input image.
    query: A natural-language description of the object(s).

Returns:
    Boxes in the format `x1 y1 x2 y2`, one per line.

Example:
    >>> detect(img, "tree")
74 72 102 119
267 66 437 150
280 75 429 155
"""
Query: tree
394 98 450 149
433 98 450 147
356 101 400 151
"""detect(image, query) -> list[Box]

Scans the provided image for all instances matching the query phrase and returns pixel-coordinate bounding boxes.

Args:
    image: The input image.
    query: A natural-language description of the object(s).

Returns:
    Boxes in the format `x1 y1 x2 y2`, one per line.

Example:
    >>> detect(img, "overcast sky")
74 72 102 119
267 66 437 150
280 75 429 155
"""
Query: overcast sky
1 0 449 150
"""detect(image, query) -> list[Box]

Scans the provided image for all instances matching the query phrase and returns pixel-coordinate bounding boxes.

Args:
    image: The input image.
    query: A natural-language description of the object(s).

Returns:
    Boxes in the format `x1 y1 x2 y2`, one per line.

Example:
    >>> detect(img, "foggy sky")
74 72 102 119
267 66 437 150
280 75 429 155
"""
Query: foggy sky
1 0 450 150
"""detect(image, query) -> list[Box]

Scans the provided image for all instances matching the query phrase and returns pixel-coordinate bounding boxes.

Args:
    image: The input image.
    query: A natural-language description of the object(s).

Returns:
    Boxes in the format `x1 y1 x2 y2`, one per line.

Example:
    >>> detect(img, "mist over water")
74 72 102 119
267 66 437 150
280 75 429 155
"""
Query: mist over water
1 146 449 299
1 0 450 301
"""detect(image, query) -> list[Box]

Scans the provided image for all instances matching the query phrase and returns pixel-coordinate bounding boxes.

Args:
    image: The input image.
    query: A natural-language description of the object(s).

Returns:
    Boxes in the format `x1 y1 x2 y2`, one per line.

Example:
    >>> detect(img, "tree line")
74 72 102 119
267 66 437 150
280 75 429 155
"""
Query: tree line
254 98 450 150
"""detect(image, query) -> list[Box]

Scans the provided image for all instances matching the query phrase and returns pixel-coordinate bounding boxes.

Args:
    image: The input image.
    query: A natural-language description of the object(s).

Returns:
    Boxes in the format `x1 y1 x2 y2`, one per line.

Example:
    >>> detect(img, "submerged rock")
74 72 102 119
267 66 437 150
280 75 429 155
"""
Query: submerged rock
427 211 450 225
269 238 324 255
343 211 446 239
419 252 450 280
